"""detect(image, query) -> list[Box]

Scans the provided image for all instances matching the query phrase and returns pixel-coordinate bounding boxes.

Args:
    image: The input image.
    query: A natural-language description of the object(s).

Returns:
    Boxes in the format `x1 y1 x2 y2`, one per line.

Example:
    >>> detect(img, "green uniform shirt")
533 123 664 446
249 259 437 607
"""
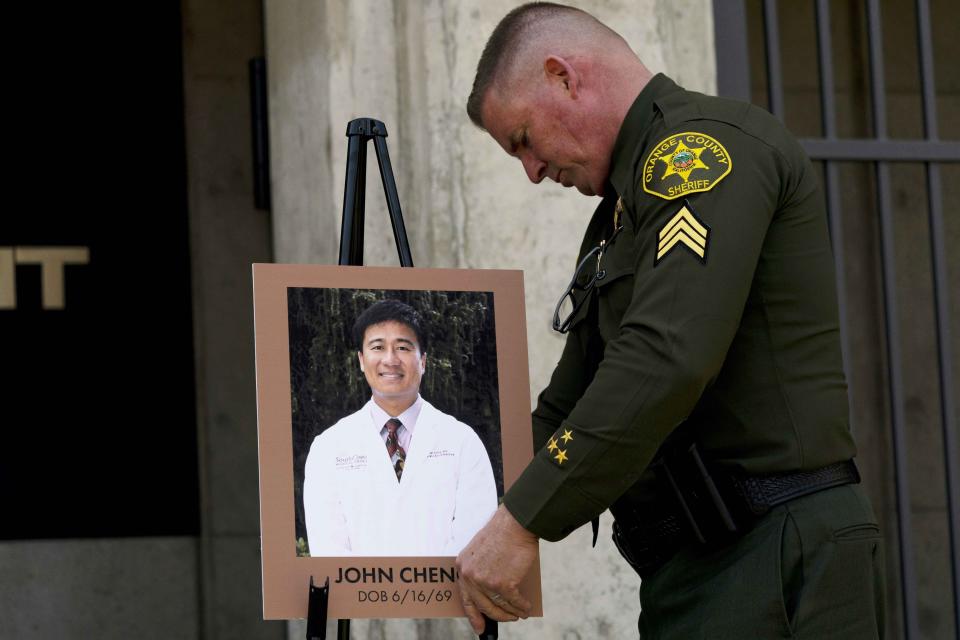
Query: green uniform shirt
503 74 858 541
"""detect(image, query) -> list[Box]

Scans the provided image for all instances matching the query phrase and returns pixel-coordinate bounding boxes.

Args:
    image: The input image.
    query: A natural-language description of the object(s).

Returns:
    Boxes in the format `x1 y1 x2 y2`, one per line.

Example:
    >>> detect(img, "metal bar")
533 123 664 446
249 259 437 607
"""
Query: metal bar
815 0 838 139
248 57 271 211
915 0 960 631
926 161 960 637
762 0 785 119
866 0 888 140
866 1 919 637
813 0 853 417
799 139 960 162
712 0 751 101
372 135 414 267
915 0 939 141
876 163 918 640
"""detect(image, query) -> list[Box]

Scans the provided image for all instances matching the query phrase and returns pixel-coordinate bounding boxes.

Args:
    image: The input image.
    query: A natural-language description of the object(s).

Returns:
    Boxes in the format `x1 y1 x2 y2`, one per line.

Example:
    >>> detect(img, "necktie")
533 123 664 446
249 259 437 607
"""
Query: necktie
385 418 406 481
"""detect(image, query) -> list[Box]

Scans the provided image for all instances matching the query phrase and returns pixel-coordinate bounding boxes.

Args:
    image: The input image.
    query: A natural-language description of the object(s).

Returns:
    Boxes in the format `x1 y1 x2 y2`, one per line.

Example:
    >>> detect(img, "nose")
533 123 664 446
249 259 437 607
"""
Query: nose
382 348 401 365
520 152 546 184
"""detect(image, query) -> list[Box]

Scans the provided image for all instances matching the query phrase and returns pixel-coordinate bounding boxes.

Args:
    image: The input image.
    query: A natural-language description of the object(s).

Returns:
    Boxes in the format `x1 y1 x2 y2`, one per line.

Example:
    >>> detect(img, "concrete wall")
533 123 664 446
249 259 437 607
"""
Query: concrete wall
265 1 716 638
0 538 200 640
181 0 285 638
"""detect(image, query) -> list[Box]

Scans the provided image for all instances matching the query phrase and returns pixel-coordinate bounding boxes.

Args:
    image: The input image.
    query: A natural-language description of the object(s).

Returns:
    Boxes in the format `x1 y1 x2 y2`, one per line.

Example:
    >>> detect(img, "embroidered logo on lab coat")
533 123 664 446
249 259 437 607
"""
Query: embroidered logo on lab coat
335 454 368 470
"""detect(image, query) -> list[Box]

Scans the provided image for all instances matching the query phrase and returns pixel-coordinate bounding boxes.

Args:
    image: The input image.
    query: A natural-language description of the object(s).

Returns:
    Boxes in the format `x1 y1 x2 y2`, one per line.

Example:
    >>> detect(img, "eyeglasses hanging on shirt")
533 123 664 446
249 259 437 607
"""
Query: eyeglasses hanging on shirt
552 197 625 334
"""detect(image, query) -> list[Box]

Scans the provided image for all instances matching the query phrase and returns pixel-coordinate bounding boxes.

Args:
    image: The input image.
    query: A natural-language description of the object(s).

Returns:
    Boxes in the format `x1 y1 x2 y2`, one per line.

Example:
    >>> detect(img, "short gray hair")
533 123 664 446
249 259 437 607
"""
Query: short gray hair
466 2 591 129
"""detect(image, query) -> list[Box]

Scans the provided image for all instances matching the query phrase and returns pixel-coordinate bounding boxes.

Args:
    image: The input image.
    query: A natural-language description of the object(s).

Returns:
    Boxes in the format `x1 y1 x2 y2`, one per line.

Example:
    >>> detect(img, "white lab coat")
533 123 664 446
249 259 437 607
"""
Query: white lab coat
303 399 498 556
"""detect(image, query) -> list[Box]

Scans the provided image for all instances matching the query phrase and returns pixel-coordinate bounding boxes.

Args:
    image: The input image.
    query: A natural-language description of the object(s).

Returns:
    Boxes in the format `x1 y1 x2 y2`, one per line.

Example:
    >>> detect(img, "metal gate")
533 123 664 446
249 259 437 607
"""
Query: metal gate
714 1 959 638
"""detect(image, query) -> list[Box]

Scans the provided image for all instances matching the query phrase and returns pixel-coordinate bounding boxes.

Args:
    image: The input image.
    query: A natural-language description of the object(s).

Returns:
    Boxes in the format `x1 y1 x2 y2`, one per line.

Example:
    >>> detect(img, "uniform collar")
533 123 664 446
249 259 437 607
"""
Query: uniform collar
608 73 682 200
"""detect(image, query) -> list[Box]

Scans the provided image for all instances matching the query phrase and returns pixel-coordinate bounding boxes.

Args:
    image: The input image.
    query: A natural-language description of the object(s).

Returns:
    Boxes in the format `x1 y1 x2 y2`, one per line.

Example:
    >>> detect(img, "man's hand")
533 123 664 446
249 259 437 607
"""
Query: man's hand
456 504 539 634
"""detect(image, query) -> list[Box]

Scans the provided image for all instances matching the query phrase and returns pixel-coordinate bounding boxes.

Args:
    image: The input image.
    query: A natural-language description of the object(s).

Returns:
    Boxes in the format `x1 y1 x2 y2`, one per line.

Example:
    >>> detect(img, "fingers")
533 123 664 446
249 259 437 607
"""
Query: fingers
459 580 524 634
460 596 487 634
464 592 518 629
455 507 539 632
470 587 521 622
456 559 530 617
485 589 529 618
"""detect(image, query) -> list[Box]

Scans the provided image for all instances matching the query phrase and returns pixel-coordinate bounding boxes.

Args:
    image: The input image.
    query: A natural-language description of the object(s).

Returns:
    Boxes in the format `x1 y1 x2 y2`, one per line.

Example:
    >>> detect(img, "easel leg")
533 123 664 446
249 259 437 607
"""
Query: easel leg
481 616 498 639
339 133 366 266
372 135 413 267
306 577 330 640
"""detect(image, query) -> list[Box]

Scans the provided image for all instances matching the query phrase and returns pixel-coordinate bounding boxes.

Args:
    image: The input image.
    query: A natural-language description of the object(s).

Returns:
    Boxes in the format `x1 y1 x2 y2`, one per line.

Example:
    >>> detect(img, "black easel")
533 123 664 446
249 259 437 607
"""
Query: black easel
306 117 497 640
338 117 413 269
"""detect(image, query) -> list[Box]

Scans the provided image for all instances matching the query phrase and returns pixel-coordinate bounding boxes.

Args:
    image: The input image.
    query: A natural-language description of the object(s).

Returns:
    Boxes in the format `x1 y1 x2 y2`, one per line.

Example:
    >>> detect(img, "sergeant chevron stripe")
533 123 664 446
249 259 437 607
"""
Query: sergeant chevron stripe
656 202 710 265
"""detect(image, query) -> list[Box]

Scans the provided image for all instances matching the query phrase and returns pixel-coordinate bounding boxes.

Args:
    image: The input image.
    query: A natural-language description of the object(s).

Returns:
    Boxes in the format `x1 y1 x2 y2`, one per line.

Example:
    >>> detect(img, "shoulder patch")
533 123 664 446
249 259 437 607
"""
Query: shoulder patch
656 200 710 266
642 131 732 200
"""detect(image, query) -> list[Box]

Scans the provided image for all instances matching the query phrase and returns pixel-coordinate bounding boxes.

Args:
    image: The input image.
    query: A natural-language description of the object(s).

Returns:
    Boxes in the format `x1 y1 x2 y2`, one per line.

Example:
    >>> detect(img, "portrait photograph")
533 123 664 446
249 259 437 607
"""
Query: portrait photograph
289 287 504 559
253 264 542 620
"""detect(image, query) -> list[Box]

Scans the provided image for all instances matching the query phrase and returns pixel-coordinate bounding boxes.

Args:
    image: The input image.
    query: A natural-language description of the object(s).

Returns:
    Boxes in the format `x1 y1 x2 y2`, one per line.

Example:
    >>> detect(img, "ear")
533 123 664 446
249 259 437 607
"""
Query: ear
357 351 365 372
543 55 579 98
419 353 426 375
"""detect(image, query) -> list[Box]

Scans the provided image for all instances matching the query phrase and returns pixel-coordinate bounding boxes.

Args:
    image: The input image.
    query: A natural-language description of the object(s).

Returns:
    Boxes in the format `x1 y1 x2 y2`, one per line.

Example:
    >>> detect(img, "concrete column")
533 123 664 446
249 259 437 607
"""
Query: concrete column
266 1 716 638
181 0 285 638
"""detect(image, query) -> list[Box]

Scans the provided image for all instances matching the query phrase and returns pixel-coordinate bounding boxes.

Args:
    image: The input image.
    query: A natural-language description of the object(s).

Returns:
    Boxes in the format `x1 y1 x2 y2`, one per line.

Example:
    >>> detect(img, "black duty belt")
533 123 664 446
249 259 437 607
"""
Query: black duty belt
611 447 860 579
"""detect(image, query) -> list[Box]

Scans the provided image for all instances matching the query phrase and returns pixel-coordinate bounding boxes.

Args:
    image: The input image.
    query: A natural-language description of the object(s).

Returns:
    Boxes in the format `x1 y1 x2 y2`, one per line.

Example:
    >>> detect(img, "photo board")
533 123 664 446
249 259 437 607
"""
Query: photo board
253 264 542 619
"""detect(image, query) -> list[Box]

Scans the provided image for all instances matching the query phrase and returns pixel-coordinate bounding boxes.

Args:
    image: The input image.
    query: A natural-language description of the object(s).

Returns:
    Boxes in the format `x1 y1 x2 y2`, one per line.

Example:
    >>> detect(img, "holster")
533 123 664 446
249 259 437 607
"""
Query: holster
611 442 860 579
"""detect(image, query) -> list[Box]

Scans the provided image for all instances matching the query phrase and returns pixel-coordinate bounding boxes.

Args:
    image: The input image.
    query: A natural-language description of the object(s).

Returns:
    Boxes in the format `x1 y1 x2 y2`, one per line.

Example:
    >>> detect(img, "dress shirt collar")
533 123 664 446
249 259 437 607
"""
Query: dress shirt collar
369 394 423 435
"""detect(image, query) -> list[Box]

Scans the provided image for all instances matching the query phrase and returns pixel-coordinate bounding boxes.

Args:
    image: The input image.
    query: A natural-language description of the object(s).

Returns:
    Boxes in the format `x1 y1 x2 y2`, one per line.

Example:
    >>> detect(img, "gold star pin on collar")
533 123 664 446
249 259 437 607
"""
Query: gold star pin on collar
554 449 568 464
547 437 559 452
560 429 574 444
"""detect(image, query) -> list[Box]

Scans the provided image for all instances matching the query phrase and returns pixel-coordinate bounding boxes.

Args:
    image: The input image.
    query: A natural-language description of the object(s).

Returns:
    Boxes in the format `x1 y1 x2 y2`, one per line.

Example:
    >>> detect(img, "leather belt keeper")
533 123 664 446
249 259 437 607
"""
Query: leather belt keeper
612 454 861 579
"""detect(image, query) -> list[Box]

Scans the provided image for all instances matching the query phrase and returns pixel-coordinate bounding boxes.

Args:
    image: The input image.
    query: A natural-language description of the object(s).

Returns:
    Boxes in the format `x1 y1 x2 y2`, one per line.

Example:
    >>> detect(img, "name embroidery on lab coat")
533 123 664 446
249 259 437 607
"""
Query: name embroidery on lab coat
336 454 368 470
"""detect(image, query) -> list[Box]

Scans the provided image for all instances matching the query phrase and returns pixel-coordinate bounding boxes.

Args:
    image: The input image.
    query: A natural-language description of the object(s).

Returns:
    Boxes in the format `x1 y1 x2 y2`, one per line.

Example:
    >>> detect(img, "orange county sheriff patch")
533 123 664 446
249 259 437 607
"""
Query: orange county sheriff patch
642 131 732 200
545 427 575 467
656 200 710 265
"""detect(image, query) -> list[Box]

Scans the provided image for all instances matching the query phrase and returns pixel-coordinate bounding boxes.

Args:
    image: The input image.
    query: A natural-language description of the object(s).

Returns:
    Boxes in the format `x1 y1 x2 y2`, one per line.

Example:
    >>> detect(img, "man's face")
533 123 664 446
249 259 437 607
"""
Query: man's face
357 321 426 406
480 78 610 196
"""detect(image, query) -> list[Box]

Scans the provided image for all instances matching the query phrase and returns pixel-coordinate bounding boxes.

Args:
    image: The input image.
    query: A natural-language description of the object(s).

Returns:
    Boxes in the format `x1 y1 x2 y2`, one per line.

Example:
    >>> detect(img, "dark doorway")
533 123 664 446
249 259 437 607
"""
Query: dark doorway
0 4 200 539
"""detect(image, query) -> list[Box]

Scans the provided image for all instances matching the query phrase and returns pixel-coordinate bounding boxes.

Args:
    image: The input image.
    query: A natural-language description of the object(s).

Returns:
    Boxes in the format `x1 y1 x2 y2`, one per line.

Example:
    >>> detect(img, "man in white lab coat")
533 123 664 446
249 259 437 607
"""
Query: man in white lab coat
303 298 498 556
